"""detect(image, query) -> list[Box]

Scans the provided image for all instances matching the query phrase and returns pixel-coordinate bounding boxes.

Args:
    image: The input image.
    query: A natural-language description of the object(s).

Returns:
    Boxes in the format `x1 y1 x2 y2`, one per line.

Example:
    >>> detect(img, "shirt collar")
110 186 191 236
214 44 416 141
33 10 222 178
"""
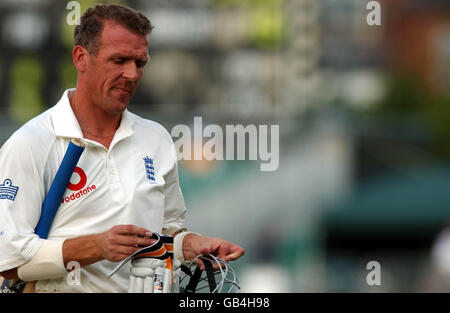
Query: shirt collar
50 88 135 142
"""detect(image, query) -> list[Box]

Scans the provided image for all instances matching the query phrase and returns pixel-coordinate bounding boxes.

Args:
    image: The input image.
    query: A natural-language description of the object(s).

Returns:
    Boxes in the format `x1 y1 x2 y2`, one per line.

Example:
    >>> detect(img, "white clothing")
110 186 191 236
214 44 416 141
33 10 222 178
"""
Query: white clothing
0 89 186 292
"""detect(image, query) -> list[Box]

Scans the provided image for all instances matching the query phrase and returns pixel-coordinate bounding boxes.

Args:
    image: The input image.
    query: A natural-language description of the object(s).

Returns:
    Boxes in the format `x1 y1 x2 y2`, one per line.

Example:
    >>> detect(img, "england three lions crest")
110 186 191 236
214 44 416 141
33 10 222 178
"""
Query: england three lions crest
143 156 156 183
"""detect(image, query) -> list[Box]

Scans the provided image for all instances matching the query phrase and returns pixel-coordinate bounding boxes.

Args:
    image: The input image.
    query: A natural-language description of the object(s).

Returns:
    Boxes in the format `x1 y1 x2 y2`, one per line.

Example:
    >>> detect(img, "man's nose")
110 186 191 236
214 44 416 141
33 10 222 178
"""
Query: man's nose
122 61 139 81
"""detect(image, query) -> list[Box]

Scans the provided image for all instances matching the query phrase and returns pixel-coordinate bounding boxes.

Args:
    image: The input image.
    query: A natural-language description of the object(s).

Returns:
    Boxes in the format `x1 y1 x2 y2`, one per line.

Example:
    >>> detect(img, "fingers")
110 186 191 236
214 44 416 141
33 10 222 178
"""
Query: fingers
111 245 142 256
109 225 156 247
100 224 156 262
113 224 152 237
202 241 245 260
194 258 206 271
200 247 211 255
197 243 244 270
194 255 224 271
223 246 245 262
113 234 156 247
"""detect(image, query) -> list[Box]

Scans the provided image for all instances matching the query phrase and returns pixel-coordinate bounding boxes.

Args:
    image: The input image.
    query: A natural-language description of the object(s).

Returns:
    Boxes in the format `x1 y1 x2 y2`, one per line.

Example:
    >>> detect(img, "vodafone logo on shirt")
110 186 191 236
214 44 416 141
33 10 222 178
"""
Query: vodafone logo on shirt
61 167 96 204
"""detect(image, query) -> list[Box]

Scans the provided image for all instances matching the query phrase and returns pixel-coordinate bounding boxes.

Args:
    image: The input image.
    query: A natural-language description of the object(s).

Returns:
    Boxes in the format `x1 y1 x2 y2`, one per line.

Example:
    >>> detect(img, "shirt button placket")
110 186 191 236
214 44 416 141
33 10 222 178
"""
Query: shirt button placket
107 153 124 203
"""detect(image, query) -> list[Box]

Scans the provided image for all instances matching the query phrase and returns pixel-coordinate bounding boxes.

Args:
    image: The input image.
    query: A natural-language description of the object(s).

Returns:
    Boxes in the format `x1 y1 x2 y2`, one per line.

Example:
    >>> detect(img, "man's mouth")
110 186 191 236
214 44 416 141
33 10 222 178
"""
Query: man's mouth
113 87 132 95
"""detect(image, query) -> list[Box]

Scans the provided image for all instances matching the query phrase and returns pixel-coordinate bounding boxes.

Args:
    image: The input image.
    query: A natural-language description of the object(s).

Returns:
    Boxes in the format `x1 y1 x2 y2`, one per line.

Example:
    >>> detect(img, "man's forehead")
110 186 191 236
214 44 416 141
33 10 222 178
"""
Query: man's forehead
99 20 149 54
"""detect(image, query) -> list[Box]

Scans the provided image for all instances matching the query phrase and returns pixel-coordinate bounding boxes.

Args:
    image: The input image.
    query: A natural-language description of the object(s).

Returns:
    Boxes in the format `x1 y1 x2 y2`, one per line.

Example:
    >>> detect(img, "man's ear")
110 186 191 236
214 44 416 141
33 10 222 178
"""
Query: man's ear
72 45 89 72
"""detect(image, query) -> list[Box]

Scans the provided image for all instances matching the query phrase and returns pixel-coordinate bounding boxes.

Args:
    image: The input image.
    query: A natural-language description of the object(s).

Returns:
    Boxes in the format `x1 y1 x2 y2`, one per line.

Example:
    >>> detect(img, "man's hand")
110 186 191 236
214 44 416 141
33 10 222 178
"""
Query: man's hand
182 234 245 270
0 225 156 283
94 225 156 262
63 224 156 267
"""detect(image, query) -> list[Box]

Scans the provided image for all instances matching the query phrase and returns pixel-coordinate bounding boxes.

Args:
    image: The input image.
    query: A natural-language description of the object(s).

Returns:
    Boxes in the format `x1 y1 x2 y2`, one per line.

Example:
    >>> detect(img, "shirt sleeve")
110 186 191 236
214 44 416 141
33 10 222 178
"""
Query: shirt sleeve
162 138 187 235
0 130 47 272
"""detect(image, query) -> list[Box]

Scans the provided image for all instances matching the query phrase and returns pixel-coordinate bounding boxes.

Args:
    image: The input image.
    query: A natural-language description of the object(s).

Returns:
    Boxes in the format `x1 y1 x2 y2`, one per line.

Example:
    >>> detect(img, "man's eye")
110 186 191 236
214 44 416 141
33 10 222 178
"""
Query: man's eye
136 61 146 68
113 58 125 64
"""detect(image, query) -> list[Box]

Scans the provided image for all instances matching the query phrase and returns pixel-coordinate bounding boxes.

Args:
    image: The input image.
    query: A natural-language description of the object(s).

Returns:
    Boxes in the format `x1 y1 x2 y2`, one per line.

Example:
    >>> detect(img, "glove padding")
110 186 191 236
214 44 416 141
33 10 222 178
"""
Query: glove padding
128 258 181 293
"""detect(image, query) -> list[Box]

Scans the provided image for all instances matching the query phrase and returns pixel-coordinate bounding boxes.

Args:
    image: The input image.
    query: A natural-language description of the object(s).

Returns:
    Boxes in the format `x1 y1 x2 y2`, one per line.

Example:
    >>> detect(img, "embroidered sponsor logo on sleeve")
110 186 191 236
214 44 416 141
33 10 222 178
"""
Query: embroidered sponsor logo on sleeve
0 179 19 201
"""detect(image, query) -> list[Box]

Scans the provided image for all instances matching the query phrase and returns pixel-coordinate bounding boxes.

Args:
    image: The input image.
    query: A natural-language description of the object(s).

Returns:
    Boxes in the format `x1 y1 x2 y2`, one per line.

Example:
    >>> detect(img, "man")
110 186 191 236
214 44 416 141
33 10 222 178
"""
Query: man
0 4 244 292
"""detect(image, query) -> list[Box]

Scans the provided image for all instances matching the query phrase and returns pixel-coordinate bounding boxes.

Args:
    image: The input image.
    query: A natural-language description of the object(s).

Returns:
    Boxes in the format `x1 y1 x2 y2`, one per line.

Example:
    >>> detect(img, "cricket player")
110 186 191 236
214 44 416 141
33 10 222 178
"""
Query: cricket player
0 4 244 292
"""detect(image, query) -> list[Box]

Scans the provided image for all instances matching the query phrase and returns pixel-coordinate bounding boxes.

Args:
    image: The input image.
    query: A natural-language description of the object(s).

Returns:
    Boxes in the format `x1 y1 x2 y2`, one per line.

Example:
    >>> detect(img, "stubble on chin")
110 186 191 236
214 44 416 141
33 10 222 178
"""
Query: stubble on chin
105 92 130 115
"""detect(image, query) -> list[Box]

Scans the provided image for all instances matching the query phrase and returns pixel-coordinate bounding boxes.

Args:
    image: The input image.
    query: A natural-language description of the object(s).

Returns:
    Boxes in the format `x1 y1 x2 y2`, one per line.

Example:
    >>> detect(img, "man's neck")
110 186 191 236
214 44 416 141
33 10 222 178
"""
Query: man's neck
69 89 121 148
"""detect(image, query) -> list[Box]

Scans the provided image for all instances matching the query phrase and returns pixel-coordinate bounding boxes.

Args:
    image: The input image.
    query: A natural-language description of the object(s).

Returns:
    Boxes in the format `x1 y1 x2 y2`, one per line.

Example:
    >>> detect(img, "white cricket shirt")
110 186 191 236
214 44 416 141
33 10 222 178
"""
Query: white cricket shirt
0 89 187 292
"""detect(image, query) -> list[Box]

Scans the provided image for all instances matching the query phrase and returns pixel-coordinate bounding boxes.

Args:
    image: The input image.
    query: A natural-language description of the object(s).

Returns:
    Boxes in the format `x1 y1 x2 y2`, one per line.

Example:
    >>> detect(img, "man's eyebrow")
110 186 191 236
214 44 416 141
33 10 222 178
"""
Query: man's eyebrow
110 53 149 63
109 53 129 59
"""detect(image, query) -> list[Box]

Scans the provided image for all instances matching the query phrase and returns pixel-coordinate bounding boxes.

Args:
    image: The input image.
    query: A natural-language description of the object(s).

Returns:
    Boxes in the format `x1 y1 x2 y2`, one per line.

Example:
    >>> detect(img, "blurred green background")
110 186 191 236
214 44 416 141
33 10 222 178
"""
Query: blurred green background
0 0 450 292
